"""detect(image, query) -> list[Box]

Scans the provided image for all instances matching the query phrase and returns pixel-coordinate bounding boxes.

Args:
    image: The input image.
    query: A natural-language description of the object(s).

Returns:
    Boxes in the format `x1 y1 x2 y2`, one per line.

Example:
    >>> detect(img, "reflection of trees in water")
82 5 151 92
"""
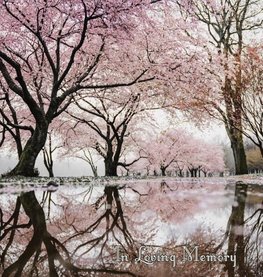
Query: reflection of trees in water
1 181 262 276
0 182 205 276
2 192 71 276
0 197 31 274
1 191 65 276
217 182 263 277
245 202 263 275
0 189 140 276
67 185 139 261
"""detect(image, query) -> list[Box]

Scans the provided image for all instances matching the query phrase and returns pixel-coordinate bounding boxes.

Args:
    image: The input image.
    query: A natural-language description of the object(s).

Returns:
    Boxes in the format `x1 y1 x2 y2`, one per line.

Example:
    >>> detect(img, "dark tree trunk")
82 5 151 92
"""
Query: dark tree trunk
8 122 48 177
229 130 248 175
224 74 248 175
47 168 54 178
189 168 198 177
161 166 166 176
105 158 118 176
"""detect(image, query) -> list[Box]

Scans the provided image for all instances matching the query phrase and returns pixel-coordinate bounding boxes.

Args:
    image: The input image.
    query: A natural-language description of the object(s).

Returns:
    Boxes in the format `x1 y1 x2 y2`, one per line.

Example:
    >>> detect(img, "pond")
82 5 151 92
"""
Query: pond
0 177 262 277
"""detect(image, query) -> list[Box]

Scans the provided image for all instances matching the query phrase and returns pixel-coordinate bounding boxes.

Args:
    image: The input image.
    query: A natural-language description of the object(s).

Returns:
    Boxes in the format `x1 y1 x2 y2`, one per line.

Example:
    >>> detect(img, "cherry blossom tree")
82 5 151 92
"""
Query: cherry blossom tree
137 129 190 176
178 0 263 174
168 138 225 177
240 48 263 157
191 143 225 177
132 129 225 177
0 0 162 177
63 88 149 176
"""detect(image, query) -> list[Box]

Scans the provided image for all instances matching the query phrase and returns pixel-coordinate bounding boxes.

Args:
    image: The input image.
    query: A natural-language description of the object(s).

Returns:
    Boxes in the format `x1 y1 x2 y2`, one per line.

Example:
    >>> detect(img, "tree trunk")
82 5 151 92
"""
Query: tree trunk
178 170 183 177
8 122 48 177
189 168 197 177
105 158 118 176
229 130 248 175
43 151 54 177
91 165 98 178
161 166 166 176
43 133 55 178
223 63 248 175
47 168 54 178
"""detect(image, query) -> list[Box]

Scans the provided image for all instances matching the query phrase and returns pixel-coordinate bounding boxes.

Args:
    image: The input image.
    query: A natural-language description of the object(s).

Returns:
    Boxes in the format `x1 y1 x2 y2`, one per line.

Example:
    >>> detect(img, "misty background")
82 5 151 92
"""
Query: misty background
0 120 229 177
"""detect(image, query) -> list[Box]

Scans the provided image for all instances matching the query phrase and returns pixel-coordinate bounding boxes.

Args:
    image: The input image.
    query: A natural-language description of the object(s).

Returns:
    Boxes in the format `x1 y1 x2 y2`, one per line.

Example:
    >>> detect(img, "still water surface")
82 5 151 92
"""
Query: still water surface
0 178 262 276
